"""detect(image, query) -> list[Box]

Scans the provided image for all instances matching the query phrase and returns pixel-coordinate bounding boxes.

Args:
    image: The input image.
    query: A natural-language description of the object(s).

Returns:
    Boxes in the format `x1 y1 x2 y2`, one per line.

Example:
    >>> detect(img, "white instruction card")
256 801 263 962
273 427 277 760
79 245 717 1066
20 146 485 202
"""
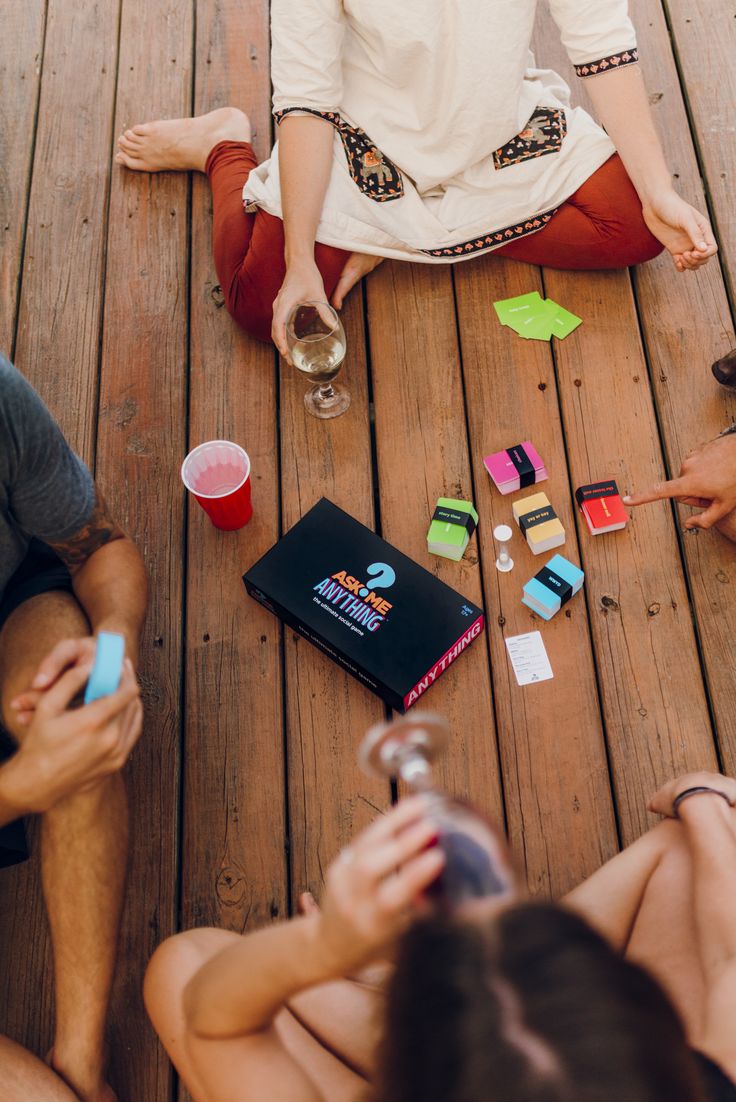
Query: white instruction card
504 631 554 686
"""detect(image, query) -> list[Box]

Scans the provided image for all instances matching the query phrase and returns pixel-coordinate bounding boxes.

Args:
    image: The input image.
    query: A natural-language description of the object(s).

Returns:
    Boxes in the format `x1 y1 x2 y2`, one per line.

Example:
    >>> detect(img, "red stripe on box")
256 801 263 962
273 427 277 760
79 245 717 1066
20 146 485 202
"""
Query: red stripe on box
403 615 485 709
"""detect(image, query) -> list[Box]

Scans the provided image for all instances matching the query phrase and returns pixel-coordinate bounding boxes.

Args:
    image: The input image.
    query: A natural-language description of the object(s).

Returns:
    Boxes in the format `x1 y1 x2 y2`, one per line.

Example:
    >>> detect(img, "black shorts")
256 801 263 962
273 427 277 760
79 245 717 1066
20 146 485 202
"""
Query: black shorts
0 540 73 869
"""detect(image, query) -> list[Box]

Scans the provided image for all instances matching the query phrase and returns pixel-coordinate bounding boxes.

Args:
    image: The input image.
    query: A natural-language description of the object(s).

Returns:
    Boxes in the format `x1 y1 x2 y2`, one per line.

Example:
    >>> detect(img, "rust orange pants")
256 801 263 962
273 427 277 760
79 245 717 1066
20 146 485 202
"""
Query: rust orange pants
205 142 663 344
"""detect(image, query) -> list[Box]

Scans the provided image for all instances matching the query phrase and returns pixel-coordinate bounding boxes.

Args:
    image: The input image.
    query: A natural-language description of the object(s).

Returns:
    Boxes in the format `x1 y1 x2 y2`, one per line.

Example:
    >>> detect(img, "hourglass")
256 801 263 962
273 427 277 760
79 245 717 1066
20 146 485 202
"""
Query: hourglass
359 713 516 911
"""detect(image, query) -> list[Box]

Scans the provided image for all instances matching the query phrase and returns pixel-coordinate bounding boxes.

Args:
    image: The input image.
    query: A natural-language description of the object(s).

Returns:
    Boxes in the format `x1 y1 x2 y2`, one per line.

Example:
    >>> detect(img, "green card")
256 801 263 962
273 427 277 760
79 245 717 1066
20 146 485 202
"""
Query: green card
547 302 582 339
494 292 582 341
493 292 544 327
516 299 557 340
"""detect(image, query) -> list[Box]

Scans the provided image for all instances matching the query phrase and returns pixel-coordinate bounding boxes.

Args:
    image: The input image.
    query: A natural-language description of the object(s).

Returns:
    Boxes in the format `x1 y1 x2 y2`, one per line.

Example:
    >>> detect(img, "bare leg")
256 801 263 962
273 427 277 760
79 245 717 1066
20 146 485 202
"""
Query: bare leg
0 592 126 1102
0 1036 79 1102
115 106 251 173
624 822 708 1046
145 928 374 1102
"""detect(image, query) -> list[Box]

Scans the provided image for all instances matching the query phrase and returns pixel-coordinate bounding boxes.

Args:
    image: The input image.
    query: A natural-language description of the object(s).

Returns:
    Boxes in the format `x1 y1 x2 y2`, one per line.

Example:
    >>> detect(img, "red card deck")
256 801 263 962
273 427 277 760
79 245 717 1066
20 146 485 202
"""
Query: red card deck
575 481 628 535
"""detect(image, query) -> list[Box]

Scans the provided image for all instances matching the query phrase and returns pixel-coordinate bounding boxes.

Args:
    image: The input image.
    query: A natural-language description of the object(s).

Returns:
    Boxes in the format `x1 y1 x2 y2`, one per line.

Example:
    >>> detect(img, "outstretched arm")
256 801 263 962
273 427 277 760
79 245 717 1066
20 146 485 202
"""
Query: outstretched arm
547 0 716 272
624 432 736 532
584 67 716 272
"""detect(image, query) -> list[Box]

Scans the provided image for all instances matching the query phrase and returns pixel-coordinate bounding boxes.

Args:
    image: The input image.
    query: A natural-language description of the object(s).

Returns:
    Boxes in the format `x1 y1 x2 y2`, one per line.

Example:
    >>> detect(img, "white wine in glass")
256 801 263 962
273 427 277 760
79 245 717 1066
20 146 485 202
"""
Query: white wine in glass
286 301 350 419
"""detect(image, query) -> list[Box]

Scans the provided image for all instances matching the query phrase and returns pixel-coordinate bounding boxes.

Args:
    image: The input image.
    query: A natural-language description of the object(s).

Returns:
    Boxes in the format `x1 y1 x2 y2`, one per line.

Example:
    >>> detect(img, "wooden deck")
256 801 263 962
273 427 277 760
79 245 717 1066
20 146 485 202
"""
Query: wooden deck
1 1 736 1097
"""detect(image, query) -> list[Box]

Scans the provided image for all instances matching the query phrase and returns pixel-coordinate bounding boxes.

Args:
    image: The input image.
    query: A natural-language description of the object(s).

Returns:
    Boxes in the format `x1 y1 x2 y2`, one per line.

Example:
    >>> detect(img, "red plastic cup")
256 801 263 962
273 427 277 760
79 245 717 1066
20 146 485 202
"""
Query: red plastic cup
181 440 252 531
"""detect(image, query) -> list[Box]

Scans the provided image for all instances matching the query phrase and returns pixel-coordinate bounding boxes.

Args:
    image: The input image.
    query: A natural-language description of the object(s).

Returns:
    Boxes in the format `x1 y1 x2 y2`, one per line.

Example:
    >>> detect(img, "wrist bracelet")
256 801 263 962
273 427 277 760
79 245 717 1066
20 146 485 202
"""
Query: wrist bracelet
672 786 734 818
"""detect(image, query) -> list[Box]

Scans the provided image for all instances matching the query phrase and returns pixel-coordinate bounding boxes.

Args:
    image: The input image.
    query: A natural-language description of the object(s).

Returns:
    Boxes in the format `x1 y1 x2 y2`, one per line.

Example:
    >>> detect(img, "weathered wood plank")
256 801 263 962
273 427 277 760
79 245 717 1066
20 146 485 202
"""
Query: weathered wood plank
0 0 45 354
535 2 736 775
12 0 120 459
628 0 736 774
367 263 504 825
280 292 390 900
181 0 288 949
454 256 619 896
663 0 736 303
0 0 121 1069
545 265 718 841
96 0 193 1097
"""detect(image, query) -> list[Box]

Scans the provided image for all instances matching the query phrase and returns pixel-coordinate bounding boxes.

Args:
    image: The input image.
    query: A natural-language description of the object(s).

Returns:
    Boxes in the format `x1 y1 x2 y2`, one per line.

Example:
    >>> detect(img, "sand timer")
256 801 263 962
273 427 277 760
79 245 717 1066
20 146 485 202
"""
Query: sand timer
359 713 516 911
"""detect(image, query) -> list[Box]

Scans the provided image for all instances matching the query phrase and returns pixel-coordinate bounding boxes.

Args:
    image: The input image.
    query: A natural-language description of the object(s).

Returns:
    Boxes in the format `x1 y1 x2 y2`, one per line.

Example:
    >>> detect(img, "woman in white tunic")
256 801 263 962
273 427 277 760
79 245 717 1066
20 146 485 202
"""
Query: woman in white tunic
117 0 717 352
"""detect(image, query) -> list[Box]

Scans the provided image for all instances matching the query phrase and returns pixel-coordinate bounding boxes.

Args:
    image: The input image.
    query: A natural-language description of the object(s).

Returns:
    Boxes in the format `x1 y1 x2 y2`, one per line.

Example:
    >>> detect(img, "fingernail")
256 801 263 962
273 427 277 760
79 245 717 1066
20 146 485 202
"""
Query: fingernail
32 674 50 688
699 241 708 250
623 495 631 503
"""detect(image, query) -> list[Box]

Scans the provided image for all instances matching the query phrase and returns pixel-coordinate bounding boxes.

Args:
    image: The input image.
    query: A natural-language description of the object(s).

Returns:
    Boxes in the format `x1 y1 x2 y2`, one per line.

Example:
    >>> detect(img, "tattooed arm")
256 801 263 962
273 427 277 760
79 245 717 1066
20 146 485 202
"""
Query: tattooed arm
48 484 148 666
8 486 148 723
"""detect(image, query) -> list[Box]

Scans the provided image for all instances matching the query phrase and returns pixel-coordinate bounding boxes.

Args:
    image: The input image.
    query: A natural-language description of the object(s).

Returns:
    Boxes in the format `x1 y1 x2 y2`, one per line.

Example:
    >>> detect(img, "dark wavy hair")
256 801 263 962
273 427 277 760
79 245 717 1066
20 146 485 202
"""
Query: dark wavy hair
375 903 705 1102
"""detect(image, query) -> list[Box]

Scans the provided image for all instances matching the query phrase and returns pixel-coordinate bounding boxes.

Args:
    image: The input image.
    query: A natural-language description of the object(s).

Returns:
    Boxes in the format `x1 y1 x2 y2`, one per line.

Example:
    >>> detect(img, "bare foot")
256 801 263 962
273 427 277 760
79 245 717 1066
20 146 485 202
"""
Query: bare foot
331 252 384 309
115 106 251 173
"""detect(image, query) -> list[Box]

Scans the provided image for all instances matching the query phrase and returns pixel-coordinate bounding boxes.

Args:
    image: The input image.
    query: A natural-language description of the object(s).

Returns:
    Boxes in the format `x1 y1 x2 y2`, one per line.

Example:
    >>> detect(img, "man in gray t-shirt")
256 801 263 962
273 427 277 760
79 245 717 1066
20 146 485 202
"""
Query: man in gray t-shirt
0 354 148 1101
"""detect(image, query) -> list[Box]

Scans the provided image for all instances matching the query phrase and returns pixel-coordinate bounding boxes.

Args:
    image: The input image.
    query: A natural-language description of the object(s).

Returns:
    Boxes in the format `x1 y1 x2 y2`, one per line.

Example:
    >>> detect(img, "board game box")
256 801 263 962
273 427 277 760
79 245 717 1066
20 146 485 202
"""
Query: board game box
243 498 484 712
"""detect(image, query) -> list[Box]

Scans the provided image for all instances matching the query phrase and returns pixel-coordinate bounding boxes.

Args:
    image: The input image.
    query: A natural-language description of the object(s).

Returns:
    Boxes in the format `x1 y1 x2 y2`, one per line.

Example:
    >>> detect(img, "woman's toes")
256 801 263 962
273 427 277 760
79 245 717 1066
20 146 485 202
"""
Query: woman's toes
116 151 142 170
132 122 152 137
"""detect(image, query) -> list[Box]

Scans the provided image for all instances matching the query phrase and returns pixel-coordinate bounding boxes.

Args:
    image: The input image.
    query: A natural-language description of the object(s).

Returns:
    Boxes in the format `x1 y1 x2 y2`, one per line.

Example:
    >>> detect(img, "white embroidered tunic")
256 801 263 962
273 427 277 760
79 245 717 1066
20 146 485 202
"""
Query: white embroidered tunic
242 0 640 262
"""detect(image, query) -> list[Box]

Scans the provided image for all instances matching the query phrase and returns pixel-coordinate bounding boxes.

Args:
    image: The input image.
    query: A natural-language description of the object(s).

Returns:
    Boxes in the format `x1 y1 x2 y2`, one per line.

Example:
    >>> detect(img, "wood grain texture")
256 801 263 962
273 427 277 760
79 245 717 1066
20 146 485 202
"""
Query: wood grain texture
280 292 390 900
545 266 718 841
13 0 120 459
96 1 193 1097
627 0 736 773
454 256 618 896
0 0 121 1070
0 0 45 354
181 0 288 947
535 3 736 774
663 0 736 302
367 263 504 824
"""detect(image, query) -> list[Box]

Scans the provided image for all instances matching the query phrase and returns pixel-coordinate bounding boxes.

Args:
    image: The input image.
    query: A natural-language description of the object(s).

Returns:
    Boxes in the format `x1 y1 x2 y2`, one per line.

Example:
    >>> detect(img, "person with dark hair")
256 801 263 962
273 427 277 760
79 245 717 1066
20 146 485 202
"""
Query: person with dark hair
115 1 716 352
144 772 736 1102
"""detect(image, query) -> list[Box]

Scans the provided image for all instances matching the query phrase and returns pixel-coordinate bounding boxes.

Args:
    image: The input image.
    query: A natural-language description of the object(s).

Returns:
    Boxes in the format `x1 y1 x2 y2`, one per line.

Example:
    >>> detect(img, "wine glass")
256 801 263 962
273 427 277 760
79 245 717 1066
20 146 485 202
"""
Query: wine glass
286 301 350 420
359 713 517 912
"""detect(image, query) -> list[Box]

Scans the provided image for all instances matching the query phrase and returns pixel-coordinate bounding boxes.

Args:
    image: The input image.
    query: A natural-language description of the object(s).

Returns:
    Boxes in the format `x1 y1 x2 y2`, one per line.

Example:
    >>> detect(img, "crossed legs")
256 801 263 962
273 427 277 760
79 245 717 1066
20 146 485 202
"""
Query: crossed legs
144 822 705 1102
0 592 128 1102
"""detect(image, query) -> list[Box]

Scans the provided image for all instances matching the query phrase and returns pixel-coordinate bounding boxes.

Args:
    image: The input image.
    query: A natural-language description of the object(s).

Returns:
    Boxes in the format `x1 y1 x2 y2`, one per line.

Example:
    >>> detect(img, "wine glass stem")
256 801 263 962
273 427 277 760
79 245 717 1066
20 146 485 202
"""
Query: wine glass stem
318 383 335 401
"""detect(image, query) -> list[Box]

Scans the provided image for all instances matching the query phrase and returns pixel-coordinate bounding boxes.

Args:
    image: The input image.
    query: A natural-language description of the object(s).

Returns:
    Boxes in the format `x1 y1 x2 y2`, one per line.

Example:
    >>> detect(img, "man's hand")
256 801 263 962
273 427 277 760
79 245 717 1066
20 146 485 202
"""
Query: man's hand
10 636 108 725
0 657 142 819
624 433 736 530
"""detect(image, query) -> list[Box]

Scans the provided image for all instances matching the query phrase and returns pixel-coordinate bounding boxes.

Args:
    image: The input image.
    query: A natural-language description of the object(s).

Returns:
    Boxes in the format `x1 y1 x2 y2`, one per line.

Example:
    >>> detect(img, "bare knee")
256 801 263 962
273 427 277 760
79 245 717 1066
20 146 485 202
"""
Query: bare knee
0 592 89 739
144 928 239 1035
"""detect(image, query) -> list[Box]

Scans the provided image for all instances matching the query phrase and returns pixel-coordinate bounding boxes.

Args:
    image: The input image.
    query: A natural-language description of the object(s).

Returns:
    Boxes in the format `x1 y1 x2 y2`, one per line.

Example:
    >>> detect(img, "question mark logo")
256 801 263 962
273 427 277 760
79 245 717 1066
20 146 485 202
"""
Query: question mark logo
359 562 396 598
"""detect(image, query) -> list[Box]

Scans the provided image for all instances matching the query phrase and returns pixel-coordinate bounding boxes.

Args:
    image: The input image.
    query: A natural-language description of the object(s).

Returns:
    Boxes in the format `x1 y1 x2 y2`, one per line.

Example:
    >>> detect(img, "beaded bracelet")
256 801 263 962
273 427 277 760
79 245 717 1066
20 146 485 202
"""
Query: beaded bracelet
672 786 734 818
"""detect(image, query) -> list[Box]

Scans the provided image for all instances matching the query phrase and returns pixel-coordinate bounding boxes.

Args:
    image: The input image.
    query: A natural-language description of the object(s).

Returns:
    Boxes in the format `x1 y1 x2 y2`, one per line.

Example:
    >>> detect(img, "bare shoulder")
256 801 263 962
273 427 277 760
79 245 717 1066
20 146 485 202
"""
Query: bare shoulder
47 484 125 570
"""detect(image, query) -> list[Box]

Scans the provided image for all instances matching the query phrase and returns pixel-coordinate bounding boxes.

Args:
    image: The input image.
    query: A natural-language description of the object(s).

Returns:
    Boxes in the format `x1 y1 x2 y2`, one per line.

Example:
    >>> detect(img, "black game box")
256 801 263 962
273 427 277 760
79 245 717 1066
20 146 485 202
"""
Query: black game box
243 498 484 712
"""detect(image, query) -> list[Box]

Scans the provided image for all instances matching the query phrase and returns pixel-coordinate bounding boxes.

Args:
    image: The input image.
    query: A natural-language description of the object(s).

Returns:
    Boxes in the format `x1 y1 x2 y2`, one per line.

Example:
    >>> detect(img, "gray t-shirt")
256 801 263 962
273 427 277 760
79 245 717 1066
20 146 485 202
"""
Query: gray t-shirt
0 354 95 597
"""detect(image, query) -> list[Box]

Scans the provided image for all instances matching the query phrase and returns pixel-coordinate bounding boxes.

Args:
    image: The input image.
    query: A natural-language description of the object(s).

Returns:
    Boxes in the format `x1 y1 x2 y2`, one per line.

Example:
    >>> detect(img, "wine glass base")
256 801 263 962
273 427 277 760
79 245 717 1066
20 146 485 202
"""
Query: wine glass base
359 713 450 783
304 383 351 420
